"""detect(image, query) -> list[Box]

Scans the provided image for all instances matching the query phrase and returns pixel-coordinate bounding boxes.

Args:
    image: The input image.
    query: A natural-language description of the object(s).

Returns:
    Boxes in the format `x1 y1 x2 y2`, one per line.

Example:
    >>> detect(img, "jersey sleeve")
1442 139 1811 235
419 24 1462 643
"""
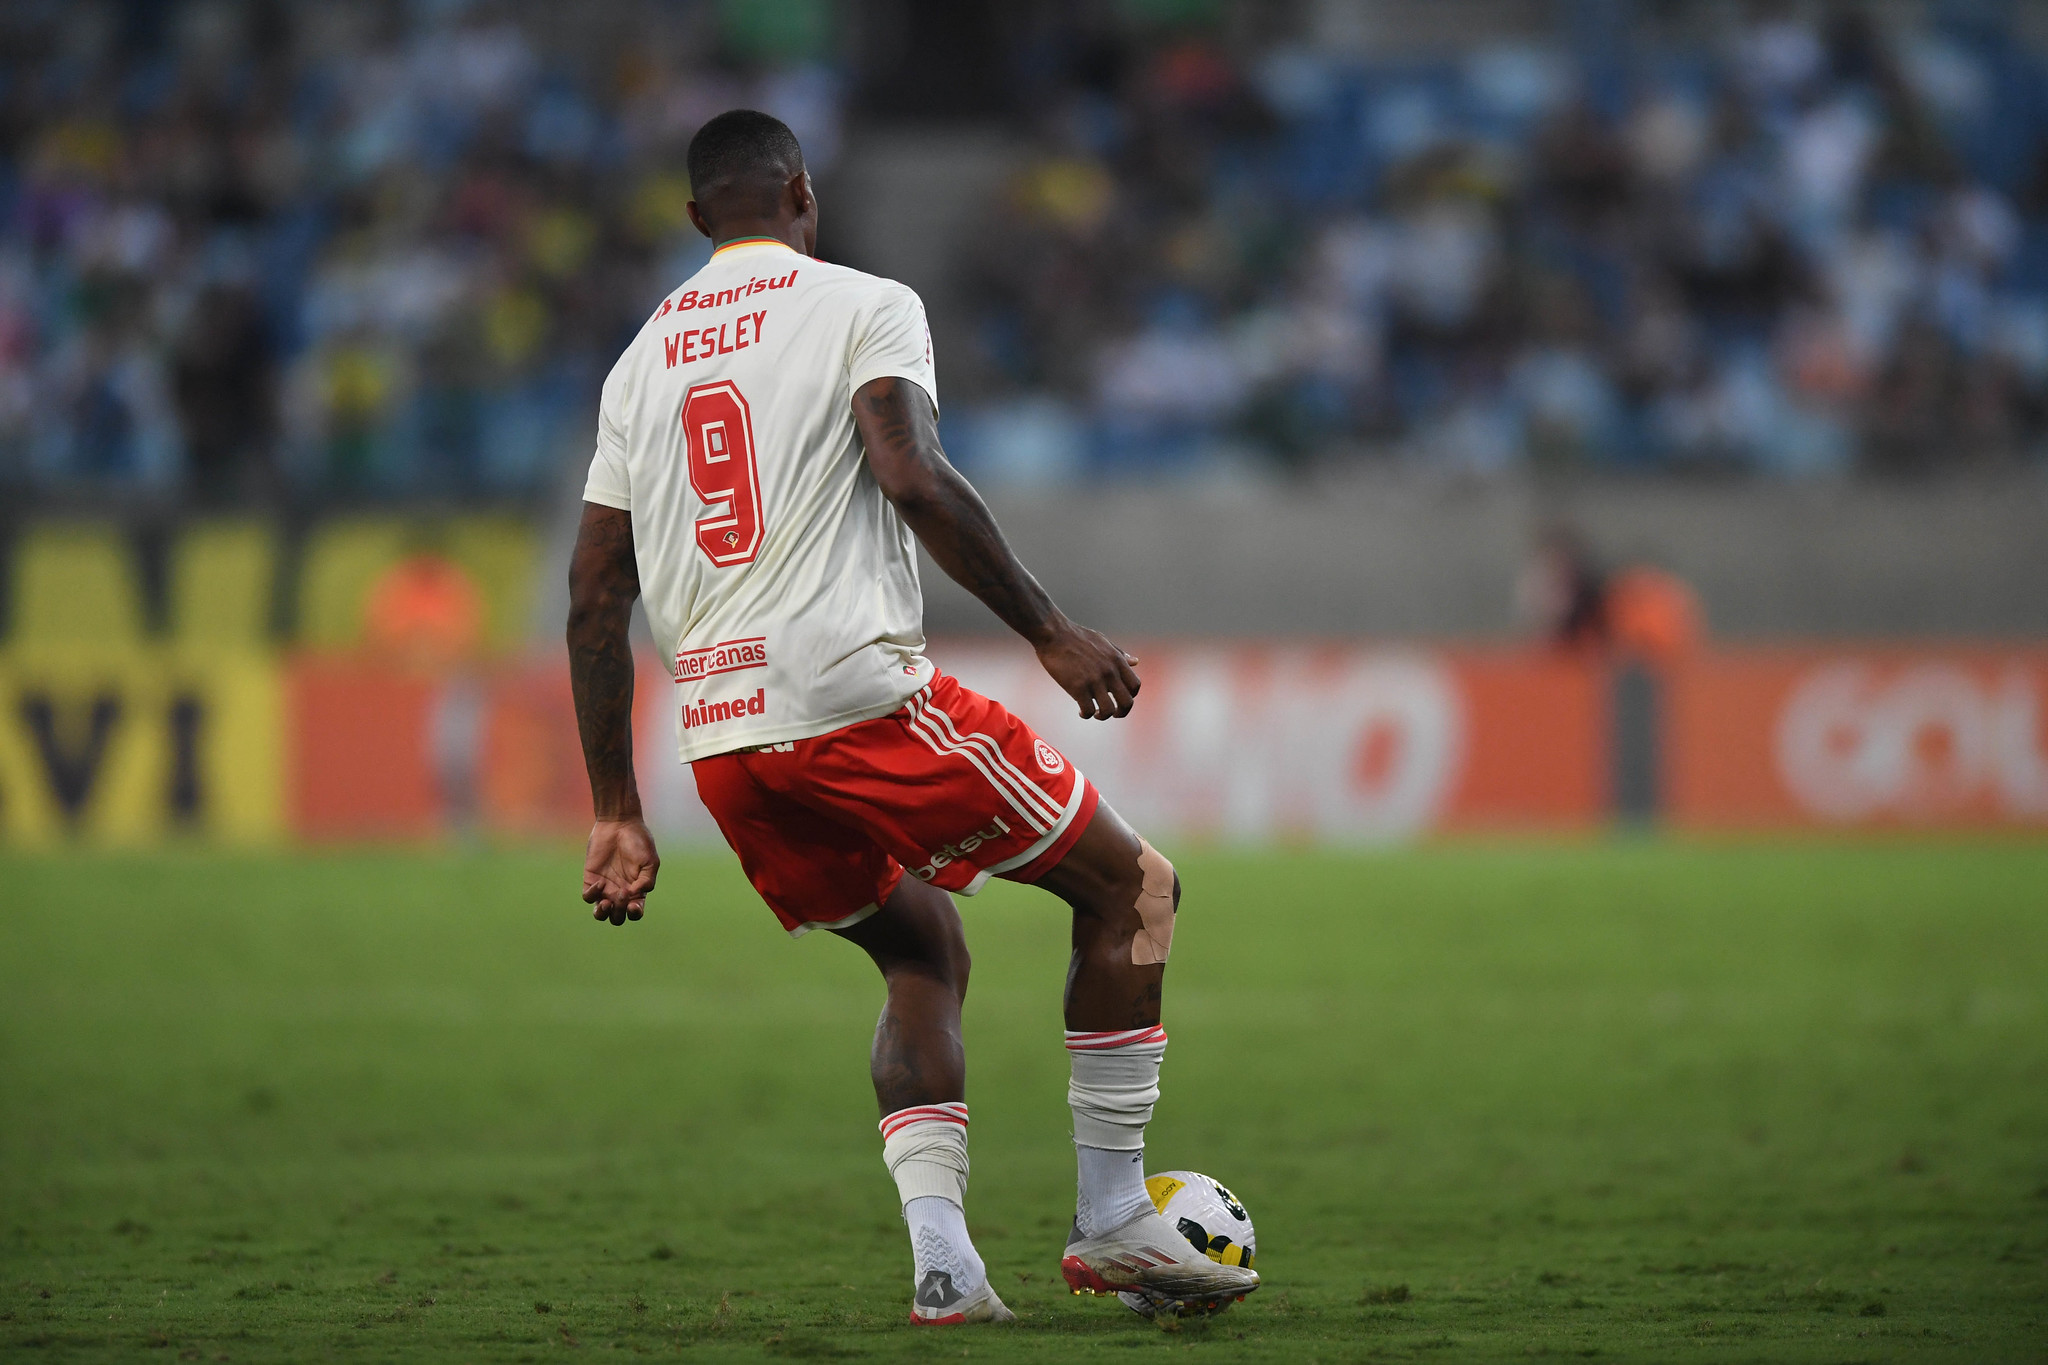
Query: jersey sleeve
581 364 633 511
848 282 938 417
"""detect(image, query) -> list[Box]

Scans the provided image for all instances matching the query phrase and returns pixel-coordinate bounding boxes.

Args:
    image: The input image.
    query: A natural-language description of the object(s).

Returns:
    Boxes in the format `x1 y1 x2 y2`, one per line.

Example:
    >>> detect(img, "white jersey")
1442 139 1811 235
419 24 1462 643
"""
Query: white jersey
582 237 939 762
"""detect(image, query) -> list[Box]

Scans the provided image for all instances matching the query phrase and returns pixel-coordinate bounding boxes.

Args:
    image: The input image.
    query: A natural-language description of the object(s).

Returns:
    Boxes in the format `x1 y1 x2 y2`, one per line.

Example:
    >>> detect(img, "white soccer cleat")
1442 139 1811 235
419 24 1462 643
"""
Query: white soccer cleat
907 1270 1016 1325
1060 1211 1260 1302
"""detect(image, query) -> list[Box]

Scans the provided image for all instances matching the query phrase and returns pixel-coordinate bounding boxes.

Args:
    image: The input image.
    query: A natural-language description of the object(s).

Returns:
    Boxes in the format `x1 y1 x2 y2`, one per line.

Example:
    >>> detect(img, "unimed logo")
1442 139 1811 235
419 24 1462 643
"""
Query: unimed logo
1775 663 2048 821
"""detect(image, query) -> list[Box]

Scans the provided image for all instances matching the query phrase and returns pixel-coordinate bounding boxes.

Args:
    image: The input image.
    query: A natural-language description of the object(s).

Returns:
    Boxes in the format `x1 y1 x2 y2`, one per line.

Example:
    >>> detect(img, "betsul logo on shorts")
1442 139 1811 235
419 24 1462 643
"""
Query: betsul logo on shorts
911 816 1011 882
1775 662 2048 822
1033 739 1065 774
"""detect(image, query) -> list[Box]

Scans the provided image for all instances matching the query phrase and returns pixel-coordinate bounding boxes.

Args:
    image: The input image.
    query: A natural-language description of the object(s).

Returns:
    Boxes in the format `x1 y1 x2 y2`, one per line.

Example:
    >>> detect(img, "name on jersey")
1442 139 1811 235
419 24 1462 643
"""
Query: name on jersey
682 688 766 731
674 636 768 682
665 311 768 368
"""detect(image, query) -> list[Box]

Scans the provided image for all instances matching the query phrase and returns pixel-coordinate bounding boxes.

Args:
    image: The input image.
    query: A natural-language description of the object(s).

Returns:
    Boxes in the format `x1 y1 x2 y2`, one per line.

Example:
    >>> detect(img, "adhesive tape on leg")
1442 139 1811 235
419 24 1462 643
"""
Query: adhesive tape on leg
1130 838 1175 965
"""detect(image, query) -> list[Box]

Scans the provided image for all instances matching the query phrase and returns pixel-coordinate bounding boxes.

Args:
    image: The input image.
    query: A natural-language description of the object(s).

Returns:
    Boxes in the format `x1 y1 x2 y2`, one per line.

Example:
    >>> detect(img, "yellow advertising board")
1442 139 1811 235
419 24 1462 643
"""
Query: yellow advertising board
0 647 285 846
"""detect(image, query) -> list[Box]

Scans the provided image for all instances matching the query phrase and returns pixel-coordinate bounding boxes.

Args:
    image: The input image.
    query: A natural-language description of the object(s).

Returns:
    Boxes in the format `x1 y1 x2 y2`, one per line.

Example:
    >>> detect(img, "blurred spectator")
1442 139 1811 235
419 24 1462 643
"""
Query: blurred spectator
173 282 276 502
364 549 485 672
365 544 488 829
0 0 844 506
1517 526 1609 651
950 0 2048 480
7 1 2048 501
1606 565 1704 663
1518 526 1703 662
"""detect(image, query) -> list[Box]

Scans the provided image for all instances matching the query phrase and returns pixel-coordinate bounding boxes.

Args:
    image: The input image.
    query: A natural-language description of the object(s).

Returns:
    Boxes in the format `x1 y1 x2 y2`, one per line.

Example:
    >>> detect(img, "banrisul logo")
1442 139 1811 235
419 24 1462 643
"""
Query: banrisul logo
653 271 799 320
682 689 765 730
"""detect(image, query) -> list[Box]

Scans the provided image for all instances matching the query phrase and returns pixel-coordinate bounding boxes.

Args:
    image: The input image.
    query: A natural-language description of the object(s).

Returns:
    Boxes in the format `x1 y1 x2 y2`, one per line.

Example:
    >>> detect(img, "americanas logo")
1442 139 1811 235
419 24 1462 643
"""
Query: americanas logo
675 636 767 682
1034 739 1065 774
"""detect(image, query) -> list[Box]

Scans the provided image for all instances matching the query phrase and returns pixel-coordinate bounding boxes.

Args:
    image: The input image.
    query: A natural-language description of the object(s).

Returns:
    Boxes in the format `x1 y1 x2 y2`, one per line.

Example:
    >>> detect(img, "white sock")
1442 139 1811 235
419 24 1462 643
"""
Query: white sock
1066 1026 1168 1236
880 1104 985 1298
906 1195 986 1296
1076 1143 1151 1236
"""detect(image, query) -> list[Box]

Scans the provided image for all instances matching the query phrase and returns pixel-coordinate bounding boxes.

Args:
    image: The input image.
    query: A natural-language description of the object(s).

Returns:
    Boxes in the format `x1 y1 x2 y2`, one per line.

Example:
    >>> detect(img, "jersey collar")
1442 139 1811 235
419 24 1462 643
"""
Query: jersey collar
711 236 803 259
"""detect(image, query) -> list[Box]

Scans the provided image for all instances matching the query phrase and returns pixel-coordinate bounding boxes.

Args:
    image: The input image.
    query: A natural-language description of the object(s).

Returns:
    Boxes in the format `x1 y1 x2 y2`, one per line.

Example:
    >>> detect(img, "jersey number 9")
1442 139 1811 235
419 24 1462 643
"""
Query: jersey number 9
682 380 764 566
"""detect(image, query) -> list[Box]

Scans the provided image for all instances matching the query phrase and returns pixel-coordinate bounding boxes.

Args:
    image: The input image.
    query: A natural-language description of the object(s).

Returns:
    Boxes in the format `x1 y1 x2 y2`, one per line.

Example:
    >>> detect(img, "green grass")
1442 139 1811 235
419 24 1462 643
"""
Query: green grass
2 842 2045 1363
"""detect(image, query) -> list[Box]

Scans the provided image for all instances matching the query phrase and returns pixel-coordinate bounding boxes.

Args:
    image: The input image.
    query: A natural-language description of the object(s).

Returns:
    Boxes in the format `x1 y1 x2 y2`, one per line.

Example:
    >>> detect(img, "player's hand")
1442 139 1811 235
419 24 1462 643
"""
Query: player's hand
583 817 660 925
1035 621 1141 720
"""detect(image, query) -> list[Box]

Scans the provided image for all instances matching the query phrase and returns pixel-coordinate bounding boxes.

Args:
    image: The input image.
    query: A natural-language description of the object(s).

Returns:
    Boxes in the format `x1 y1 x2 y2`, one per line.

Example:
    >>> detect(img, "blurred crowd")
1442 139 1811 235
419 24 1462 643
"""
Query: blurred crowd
956 3 2048 478
8 2 2048 509
0 0 838 505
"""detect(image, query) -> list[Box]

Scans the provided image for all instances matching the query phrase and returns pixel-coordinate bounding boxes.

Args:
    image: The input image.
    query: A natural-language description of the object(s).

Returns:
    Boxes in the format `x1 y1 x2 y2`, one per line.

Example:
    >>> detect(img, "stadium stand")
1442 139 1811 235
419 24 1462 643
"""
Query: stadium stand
3 0 2044 512
1 2 2044 649
944 4 2048 476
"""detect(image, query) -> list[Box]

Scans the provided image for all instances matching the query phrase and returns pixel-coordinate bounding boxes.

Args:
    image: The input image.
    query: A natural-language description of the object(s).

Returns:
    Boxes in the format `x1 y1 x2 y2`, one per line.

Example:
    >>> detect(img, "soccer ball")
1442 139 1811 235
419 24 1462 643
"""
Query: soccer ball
1117 1170 1257 1320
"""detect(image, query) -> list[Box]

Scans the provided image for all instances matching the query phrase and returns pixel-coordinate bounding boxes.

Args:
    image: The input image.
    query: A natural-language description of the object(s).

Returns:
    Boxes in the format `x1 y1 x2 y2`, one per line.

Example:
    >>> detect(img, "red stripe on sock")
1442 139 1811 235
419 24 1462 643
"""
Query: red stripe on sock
1064 1025 1167 1051
878 1102 970 1138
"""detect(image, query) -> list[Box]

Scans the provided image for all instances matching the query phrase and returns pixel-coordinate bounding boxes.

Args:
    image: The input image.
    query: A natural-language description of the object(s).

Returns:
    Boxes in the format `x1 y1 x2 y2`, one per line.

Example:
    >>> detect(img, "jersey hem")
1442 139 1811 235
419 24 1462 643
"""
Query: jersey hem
581 486 632 512
676 677 933 763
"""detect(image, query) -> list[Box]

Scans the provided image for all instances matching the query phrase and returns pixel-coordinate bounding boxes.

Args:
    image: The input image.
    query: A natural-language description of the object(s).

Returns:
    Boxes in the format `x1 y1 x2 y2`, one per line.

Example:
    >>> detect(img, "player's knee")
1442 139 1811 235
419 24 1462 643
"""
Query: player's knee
1090 836 1176 966
943 934 971 998
910 909 971 997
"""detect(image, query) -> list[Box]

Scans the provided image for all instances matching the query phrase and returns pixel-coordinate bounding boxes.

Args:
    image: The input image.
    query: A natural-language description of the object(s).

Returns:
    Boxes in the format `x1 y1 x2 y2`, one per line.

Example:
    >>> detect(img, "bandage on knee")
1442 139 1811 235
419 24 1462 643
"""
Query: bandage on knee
880 1103 970 1209
1131 839 1176 965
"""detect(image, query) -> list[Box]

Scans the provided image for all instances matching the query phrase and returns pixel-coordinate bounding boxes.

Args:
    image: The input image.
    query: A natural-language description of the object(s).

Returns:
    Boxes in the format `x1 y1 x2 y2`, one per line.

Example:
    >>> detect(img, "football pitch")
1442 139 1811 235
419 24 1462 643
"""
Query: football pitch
3 842 2044 1363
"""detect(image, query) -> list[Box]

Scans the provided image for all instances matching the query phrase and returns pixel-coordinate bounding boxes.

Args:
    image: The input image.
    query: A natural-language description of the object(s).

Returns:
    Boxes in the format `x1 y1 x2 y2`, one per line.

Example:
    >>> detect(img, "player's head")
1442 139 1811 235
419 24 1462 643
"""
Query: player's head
686 109 815 251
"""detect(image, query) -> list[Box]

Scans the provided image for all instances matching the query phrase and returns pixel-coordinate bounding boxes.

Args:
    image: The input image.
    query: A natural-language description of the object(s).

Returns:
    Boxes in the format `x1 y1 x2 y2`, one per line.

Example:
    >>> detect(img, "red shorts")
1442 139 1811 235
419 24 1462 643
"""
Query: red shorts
692 672 1100 936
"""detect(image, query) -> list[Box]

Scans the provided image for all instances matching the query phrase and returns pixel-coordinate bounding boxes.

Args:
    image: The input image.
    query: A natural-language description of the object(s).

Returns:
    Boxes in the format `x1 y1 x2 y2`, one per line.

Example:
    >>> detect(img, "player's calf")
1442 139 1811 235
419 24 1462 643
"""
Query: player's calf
879 1104 1013 1324
1033 807 1212 1296
839 881 1008 1325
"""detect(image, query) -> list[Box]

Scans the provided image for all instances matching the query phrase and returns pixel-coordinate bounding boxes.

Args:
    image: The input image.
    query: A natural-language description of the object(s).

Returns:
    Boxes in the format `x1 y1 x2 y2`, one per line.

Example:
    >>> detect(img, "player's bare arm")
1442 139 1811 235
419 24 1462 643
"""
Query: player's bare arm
567 500 658 924
854 375 1142 721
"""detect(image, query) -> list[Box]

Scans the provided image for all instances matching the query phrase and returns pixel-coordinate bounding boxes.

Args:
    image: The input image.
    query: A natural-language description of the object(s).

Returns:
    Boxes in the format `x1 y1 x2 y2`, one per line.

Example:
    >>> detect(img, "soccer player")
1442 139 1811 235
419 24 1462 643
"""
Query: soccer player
566 110 1258 1326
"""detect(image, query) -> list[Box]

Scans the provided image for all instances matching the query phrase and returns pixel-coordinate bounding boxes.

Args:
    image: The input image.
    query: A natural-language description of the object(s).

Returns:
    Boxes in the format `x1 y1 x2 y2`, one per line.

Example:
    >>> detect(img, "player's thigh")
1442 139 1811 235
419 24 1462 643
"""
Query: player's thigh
692 752 902 937
792 674 1098 896
831 874 970 988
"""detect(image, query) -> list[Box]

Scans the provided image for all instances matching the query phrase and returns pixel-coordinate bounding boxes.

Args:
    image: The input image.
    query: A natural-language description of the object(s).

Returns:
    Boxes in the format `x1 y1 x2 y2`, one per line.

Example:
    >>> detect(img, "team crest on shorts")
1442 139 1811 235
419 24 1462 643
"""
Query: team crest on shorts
1034 739 1065 774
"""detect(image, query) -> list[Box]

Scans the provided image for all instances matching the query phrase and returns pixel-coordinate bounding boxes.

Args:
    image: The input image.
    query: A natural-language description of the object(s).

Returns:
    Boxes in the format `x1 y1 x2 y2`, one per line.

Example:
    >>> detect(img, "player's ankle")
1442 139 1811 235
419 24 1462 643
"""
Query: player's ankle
1066 1028 1168 1236
1074 1144 1152 1236
906 1195 987 1297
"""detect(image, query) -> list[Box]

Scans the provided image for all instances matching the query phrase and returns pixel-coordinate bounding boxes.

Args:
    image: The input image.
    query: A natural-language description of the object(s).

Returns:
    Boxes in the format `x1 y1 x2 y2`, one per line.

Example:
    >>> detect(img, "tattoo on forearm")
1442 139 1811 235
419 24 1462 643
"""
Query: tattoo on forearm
568 505 643 819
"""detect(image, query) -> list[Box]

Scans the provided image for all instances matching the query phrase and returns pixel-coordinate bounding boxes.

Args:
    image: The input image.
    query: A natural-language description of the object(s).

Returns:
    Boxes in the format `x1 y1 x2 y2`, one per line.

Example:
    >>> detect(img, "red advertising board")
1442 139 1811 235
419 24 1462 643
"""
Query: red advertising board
277 644 2048 842
1665 649 2048 829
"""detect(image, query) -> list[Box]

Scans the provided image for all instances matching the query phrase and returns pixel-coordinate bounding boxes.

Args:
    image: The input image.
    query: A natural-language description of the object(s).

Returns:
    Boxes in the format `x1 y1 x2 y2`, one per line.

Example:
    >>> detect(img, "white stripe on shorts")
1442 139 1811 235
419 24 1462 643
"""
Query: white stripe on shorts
909 689 1065 827
903 693 1060 833
957 773 1090 896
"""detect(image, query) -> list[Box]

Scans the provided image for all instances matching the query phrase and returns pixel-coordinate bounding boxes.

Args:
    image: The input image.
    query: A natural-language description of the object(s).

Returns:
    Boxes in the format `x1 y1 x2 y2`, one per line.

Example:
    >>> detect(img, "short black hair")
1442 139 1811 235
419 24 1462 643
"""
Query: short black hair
687 110 805 221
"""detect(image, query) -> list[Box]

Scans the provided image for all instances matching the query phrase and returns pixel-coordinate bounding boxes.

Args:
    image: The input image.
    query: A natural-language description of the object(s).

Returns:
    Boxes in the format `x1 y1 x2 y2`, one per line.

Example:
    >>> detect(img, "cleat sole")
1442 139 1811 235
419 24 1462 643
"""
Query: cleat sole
1061 1255 1113 1295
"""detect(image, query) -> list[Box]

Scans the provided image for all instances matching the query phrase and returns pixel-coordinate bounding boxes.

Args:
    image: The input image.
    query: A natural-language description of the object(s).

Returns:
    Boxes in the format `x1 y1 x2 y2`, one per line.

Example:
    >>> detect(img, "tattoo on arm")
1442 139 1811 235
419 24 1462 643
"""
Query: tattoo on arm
853 377 1066 647
567 503 643 820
